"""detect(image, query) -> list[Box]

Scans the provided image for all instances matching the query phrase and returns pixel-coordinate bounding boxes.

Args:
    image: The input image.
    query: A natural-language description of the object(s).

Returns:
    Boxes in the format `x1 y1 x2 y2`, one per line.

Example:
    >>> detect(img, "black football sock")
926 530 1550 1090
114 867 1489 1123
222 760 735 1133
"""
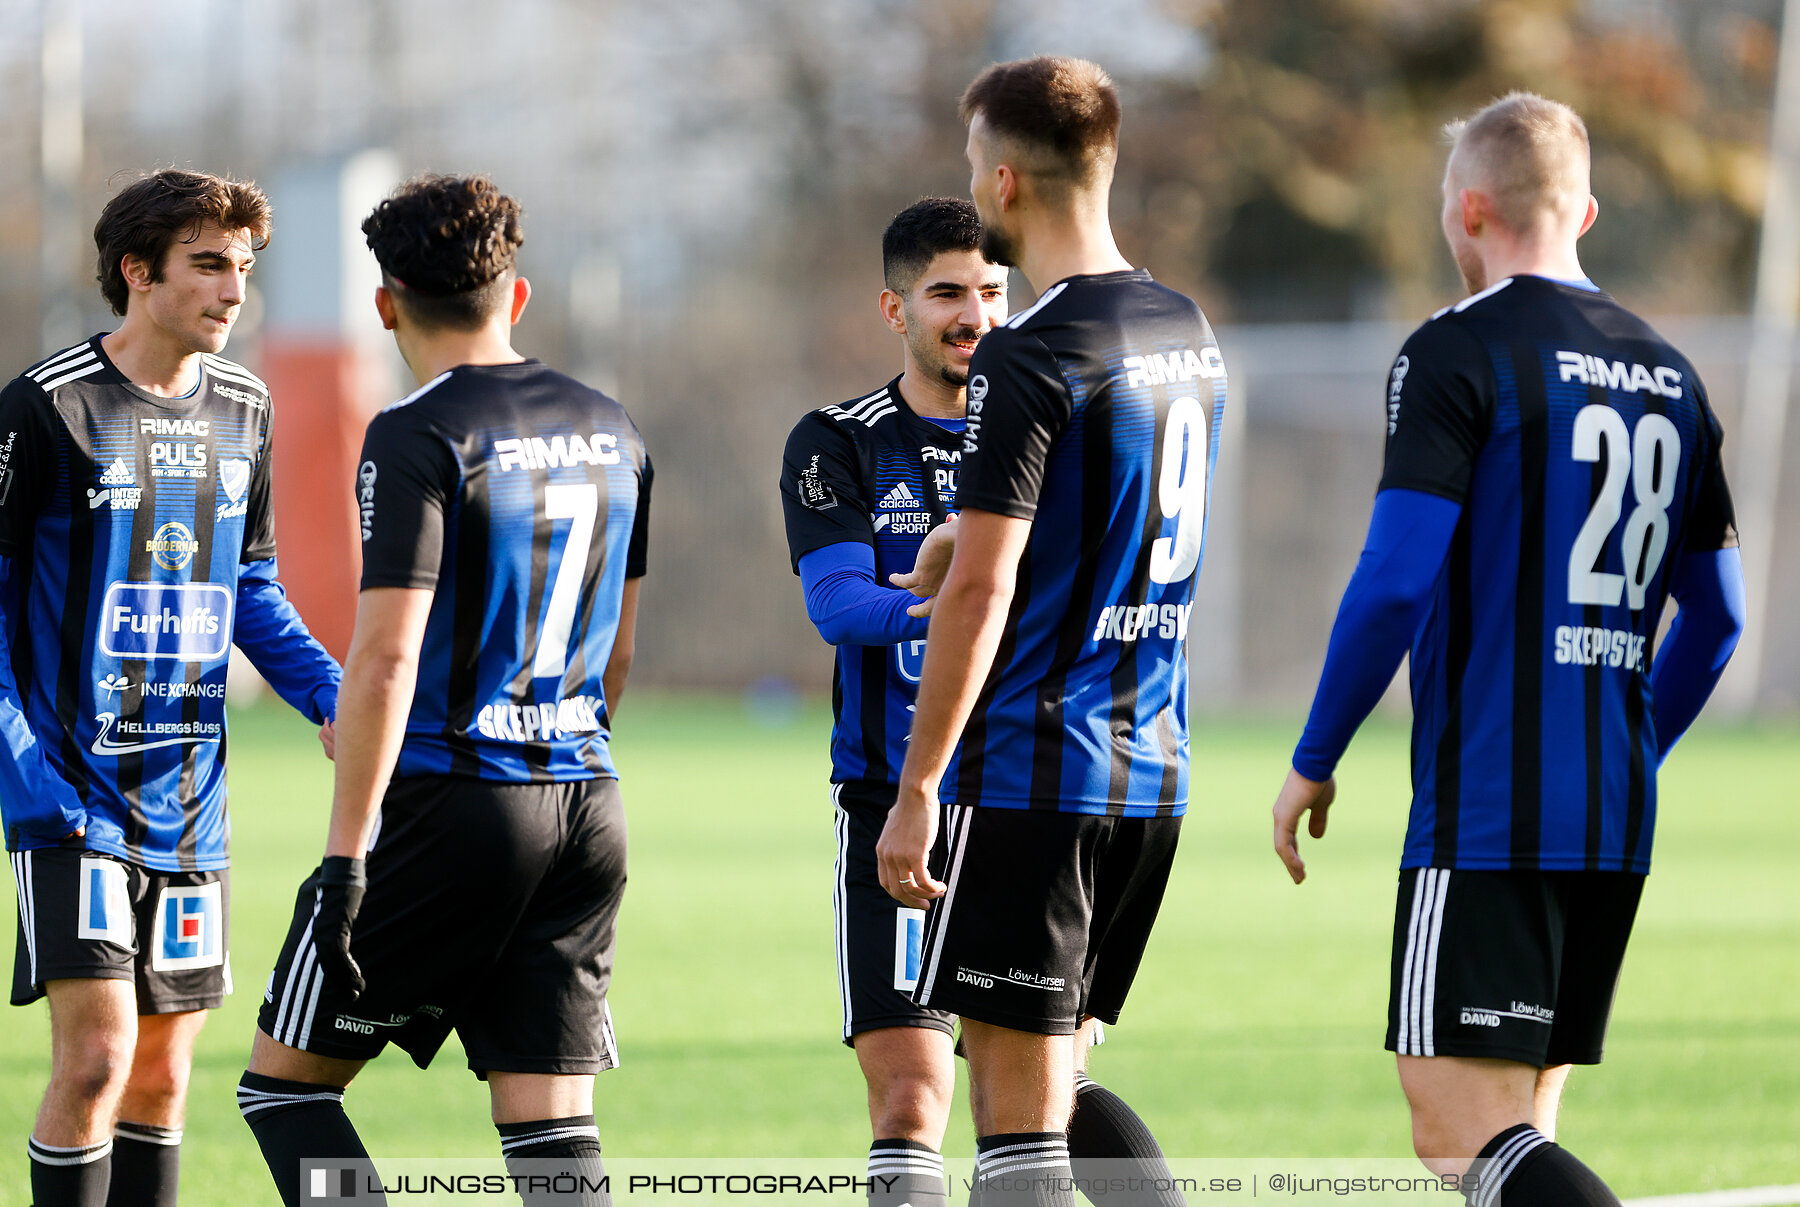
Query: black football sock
1067 1074 1186 1207
29 1136 112 1207
496 1115 610 1206
237 1071 383 1207
869 1138 948 1207
1469 1124 1621 1207
106 1122 181 1207
975 1133 1075 1207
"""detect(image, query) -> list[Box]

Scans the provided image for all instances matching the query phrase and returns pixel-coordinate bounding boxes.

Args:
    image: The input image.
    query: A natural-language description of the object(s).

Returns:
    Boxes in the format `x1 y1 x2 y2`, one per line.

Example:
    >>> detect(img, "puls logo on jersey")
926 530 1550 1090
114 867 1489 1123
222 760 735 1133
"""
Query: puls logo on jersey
1091 601 1193 644
475 694 606 743
493 433 621 472
1123 347 1225 389
149 442 208 479
1555 351 1683 399
147 521 200 571
358 461 378 541
215 458 251 521
922 444 960 496
99 582 233 662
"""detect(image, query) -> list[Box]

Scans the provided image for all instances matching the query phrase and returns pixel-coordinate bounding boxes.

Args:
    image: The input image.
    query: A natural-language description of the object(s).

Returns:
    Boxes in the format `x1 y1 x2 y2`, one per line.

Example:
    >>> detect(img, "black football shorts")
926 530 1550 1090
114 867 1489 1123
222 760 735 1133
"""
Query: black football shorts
1387 866 1644 1066
832 785 954 1045
11 846 229 1013
259 774 626 1076
913 804 1181 1035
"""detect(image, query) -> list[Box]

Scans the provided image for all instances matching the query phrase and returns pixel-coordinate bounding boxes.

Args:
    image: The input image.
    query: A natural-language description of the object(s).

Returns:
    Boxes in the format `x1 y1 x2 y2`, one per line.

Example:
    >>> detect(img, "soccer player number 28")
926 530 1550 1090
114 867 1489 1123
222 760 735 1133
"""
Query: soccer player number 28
1567 404 1680 612
1148 394 1211 585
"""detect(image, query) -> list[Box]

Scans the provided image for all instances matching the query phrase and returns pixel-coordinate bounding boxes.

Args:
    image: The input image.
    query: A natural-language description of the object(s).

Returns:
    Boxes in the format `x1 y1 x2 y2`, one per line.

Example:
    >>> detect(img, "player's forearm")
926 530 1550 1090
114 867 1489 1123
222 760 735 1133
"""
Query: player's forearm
897 570 1014 793
1650 547 1745 760
798 543 929 647
1293 490 1460 780
0 558 84 838
602 578 640 723
324 642 419 859
234 558 343 723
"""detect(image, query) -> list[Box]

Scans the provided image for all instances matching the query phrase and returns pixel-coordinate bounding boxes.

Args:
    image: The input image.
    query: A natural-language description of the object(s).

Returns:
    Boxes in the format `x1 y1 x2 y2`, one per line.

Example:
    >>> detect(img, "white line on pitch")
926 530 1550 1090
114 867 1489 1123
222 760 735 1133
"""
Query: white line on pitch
1624 1186 1800 1207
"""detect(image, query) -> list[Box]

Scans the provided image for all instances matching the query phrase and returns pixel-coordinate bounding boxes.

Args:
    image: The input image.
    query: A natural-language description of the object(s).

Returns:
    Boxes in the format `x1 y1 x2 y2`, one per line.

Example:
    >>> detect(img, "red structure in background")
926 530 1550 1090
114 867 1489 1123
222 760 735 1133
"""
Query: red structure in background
260 340 375 663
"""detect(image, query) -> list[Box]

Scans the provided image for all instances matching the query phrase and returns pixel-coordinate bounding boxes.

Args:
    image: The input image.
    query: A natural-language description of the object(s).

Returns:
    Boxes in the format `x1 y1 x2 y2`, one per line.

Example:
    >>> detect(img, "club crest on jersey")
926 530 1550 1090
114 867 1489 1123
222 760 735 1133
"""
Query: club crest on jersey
146 521 200 571
99 582 233 662
492 433 620 472
150 883 223 971
216 459 251 521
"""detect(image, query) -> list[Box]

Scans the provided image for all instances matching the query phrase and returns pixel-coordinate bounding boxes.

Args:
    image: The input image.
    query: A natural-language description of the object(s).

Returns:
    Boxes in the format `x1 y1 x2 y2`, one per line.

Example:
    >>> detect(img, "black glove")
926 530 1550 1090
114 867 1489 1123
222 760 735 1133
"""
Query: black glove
315 856 367 1001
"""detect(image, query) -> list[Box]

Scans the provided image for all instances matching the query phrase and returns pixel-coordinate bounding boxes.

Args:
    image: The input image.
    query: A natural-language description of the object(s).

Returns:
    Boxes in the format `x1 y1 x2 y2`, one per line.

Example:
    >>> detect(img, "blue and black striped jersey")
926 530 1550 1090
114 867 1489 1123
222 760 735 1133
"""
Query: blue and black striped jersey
356 361 649 782
0 338 340 872
1382 276 1736 872
944 270 1227 817
780 377 961 789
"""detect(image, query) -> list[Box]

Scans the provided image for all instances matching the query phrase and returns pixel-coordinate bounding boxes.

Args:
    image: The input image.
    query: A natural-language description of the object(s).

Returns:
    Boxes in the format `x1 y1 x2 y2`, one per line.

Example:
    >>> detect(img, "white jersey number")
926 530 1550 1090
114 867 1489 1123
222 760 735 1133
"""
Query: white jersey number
1567 405 1680 611
533 482 600 678
1148 395 1212 585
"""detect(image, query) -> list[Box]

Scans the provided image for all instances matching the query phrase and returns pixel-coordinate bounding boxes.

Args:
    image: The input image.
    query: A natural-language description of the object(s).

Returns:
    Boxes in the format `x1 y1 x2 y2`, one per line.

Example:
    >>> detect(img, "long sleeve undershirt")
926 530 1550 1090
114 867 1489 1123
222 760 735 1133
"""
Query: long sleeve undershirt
798 541 929 648
1292 489 1462 781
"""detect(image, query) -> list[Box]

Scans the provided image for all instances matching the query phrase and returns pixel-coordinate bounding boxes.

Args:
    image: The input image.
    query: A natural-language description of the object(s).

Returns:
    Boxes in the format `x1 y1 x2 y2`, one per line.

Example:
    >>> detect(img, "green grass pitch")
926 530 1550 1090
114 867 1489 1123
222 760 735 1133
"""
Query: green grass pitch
1 696 1795 1203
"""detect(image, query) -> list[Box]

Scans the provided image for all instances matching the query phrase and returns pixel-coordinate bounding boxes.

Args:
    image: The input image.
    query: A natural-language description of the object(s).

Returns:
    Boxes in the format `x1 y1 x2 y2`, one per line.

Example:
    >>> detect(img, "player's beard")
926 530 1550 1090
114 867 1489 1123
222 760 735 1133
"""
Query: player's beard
910 323 982 388
980 222 1020 269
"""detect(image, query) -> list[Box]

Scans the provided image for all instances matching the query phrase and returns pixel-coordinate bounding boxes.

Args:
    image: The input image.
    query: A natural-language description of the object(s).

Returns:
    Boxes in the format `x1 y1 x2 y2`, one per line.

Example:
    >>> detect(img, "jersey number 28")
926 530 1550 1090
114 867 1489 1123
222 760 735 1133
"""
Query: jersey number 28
1568 404 1680 612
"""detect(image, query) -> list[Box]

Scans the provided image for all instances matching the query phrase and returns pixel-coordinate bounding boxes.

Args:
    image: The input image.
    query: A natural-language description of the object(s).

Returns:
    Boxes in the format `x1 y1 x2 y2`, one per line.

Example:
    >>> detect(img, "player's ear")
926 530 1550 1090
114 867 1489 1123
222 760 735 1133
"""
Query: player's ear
879 288 907 335
120 253 155 294
509 276 531 325
1578 194 1598 238
373 286 399 331
1459 188 1484 238
997 164 1019 212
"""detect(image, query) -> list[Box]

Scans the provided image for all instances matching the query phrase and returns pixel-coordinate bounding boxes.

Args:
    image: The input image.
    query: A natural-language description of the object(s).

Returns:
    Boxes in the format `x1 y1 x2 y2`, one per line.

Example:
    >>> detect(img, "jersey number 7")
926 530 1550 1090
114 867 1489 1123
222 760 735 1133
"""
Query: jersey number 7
533 482 600 679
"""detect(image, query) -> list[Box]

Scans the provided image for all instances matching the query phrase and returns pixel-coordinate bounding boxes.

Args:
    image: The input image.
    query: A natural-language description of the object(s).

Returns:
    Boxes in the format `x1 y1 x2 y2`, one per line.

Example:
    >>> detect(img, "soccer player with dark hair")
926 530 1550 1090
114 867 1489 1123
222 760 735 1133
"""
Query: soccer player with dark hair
238 175 649 1207
1272 93 1744 1205
876 59 1227 1207
781 196 1005 1207
1 169 342 1207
